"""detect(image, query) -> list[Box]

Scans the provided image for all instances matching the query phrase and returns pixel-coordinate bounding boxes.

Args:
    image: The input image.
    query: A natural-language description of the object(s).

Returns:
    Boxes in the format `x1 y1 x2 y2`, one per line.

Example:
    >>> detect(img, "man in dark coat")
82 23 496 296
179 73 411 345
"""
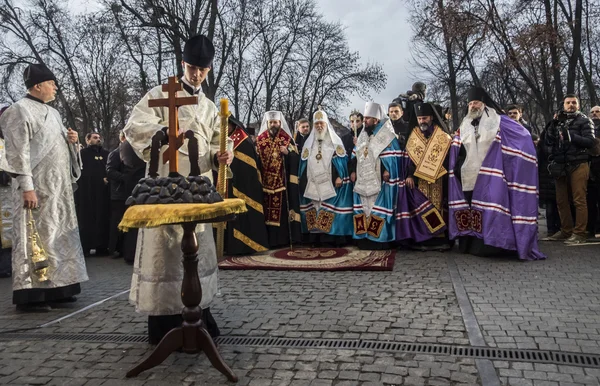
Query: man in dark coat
293 118 310 152
588 106 600 238
388 102 410 142
543 94 596 244
76 132 110 256
507 105 534 135
106 132 127 257
224 116 269 254
119 139 146 265
537 130 561 237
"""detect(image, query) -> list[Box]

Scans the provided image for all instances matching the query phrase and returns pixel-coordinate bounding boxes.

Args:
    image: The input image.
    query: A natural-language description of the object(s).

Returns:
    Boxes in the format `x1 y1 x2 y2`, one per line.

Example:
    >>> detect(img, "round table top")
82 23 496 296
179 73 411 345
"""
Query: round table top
118 198 247 231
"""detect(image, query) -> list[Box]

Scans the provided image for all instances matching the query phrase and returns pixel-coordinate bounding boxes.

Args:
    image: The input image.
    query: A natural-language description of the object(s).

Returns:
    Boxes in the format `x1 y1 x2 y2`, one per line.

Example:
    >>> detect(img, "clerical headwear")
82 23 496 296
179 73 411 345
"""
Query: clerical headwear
258 110 292 137
183 34 215 68
228 115 244 130
23 63 56 89
415 102 434 117
364 102 387 120
466 86 504 114
313 108 328 124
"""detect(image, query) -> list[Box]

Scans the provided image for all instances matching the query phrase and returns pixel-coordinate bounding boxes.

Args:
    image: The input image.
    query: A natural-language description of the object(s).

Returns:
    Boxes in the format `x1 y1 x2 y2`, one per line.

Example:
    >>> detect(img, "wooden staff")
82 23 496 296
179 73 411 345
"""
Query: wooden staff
215 99 229 260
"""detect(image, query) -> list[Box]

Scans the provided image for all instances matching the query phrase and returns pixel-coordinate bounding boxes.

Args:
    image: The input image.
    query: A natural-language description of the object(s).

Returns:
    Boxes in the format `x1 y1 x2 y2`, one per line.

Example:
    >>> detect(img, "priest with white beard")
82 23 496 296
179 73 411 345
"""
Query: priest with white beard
123 34 233 344
299 109 353 246
448 86 545 260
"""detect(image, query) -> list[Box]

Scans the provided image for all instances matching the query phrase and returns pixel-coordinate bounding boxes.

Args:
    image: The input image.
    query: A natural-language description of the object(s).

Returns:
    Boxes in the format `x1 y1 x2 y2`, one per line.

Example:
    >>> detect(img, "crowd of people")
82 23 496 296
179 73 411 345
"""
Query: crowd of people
0 33 596 344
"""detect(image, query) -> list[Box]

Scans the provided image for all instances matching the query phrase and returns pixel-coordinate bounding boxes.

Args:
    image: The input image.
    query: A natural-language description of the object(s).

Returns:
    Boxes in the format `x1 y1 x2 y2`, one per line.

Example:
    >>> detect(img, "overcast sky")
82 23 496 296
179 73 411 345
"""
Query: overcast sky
73 0 418 120
316 0 418 119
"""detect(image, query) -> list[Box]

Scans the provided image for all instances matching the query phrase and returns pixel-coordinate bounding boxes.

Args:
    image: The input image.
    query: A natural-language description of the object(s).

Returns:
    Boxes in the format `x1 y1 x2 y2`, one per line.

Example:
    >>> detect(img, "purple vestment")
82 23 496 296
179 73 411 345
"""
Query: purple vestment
448 116 546 260
395 149 446 242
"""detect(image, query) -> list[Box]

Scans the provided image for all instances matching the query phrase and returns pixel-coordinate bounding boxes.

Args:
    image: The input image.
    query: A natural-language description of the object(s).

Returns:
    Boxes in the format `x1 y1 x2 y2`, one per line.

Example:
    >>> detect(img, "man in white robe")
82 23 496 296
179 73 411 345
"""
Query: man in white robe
123 34 233 344
0 63 87 311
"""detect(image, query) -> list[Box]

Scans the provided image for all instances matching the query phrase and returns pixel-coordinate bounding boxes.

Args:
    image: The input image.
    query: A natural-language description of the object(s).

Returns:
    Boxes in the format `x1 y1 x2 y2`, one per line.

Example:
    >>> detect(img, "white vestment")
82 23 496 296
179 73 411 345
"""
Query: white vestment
459 109 501 192
124 85 222 315
0 97 87 291
353 120 396 216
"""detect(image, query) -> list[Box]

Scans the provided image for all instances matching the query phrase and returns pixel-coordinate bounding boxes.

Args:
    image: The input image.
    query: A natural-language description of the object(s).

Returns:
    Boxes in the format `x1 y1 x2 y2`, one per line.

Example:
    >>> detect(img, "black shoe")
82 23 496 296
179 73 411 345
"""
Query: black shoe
95 248 109 256
16 303 52 312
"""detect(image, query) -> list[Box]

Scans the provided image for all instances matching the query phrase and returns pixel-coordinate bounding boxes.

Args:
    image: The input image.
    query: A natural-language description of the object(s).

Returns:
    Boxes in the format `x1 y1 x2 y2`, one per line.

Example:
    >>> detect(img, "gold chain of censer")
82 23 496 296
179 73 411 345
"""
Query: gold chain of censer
28 209 50 282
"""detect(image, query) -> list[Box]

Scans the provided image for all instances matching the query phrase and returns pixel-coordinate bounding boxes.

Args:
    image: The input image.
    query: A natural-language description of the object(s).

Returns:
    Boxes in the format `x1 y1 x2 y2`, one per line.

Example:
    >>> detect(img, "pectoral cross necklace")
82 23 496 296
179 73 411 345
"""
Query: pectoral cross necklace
316 140 323 161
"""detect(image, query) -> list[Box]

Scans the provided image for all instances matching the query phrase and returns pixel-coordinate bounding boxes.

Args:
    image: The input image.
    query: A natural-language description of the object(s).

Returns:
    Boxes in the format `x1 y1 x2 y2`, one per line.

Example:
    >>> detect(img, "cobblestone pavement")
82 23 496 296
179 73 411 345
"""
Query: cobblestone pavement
0 257 132 332
1 231 600 385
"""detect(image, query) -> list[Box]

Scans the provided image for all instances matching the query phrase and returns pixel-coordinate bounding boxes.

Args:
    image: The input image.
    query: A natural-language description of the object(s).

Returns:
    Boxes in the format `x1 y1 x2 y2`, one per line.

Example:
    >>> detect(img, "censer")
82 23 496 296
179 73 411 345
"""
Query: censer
28 209 49 282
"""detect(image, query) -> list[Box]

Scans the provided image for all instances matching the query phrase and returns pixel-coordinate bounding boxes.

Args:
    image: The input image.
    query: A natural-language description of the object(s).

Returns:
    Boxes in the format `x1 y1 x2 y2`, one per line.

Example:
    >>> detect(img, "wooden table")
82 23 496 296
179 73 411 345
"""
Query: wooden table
119 200 246 382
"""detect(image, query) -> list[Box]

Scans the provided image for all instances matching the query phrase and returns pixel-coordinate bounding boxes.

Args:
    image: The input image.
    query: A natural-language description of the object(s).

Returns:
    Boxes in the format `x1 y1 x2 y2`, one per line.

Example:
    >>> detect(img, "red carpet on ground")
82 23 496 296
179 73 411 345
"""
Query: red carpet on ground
218 247 395 271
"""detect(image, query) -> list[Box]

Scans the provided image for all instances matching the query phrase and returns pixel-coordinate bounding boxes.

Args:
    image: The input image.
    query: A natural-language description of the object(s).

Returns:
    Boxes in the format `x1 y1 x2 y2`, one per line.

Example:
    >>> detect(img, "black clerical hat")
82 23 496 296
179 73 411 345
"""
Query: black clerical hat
183 35 215 68
23 63 56 89
228 115 244 130
415 102 434 117
466 86 504 114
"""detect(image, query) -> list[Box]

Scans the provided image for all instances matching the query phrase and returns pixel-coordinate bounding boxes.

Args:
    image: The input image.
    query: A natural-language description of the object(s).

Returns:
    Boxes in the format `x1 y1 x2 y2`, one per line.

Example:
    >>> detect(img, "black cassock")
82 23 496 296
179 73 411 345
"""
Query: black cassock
76 145 110 255
224 128 269 255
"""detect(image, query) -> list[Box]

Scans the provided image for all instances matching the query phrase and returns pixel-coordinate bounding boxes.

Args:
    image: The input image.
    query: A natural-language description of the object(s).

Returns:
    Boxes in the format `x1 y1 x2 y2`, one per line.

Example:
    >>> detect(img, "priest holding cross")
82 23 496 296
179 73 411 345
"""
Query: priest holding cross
123 34 233 345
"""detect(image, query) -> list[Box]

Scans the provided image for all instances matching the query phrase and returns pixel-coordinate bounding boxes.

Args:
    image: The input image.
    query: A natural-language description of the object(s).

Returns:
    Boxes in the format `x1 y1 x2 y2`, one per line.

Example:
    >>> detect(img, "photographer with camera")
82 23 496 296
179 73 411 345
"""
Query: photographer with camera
395 82 426 124
543 94 596 244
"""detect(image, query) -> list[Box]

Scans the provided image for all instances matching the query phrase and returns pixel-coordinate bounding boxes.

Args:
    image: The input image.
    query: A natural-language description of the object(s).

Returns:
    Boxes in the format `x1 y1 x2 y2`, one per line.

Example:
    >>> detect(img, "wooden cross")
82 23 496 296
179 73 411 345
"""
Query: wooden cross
148 76 198 173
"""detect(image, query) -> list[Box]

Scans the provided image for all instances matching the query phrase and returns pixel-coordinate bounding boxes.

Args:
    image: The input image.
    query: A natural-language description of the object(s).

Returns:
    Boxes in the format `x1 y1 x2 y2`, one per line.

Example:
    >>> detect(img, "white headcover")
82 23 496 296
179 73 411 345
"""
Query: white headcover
302 109 346 159
258 110 293 137
364 102 387 120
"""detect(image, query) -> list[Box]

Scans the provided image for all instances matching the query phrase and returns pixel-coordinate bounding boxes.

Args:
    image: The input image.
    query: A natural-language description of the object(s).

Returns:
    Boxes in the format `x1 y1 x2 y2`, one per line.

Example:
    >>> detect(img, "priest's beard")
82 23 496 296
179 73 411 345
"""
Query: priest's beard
268 127 280 137
419 123 429 132
316 129 328 141
466 107 483 120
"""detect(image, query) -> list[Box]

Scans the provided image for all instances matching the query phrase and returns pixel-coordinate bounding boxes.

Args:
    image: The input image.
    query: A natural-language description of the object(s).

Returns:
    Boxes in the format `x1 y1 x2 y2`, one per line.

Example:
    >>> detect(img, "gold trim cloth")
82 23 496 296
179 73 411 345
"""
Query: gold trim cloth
407 126 451 183
119 199 247 231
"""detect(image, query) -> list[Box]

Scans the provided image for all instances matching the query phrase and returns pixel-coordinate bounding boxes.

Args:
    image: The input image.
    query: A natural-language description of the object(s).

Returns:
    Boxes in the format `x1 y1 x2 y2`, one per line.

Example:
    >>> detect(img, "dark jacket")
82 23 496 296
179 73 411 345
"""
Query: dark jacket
294 131 310 152
544 111 595 165
106 146 128 201
120 140 147 198
590 118 600 184
519 119 534 135
537 130 556 202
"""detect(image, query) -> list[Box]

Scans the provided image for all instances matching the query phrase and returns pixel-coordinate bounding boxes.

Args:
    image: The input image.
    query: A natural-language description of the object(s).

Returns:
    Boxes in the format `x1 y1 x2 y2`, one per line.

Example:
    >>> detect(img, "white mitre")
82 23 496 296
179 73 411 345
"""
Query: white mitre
364 102 387 120
258 110 292 137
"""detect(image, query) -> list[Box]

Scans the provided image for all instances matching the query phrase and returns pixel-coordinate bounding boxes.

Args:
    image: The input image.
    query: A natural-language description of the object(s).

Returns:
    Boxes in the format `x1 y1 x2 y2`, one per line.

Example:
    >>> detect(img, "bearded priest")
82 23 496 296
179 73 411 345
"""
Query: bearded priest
299 109 353 246
256 111 301 247
350 102 402 250
448 86 545 260
396 102 453 251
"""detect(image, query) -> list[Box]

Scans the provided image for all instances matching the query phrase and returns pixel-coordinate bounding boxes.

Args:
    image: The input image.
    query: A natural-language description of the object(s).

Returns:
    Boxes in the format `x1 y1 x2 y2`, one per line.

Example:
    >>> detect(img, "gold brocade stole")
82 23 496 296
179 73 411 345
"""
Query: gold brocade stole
256 130 294 226
407 125 452 184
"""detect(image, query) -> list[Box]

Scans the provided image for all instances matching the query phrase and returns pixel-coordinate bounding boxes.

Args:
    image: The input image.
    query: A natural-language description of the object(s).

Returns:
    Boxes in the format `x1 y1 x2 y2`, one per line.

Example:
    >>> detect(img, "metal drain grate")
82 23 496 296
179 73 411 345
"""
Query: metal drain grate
2 333 600 368
0 332 148 344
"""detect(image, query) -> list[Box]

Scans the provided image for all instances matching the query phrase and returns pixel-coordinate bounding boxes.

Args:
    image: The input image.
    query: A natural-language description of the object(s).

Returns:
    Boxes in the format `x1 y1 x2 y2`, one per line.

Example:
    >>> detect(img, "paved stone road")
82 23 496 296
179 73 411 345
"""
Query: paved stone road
1 228 600 385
